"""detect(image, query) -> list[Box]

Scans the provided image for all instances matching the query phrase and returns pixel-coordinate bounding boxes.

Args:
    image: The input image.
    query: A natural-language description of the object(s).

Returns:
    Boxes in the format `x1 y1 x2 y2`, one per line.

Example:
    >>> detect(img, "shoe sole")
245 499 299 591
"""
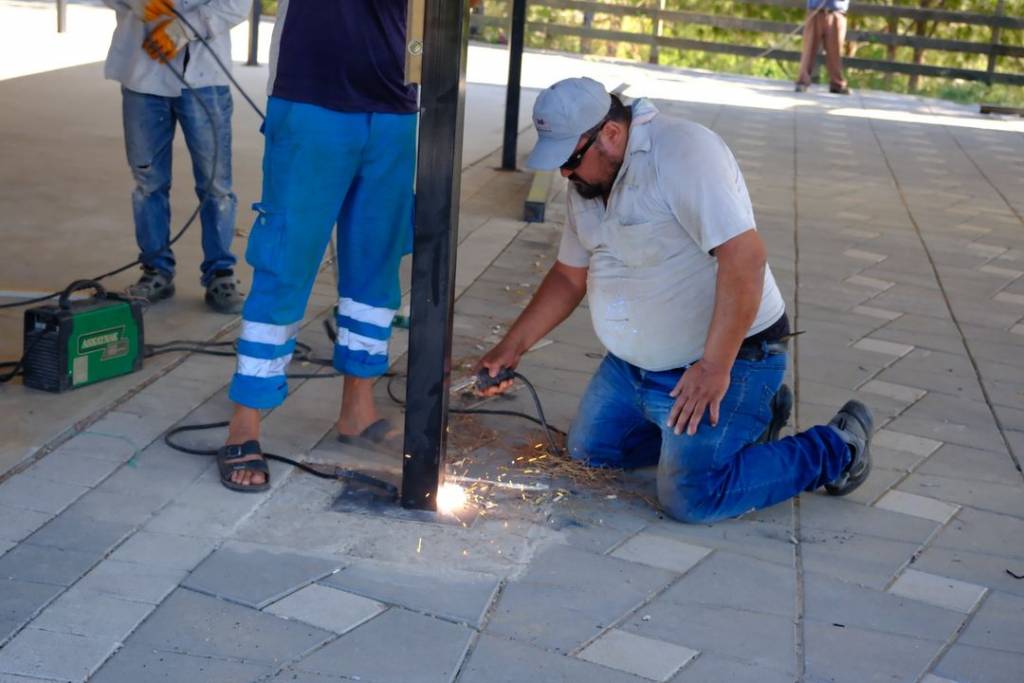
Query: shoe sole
131 282 175 304
205 291 243 314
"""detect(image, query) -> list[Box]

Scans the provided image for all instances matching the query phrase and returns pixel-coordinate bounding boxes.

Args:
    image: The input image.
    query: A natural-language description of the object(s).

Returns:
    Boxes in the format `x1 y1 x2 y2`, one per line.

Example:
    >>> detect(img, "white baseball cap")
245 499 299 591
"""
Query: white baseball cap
526 77 612 171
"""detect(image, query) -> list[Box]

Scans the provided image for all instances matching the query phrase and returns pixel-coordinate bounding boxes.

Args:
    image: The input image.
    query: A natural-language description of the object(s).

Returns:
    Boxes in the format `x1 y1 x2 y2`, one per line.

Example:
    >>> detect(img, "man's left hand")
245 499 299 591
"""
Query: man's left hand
143 18 190 61
667 359 731 436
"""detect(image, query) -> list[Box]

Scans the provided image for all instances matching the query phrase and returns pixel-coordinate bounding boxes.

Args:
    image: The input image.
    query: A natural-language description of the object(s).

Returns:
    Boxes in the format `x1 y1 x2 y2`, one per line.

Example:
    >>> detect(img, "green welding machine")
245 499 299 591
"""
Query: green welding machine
22 280 144 392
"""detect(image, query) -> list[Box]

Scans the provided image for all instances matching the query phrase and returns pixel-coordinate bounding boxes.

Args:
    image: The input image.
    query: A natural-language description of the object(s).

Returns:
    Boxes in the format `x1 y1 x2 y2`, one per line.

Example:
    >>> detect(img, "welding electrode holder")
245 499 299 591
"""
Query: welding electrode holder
475 367 517 391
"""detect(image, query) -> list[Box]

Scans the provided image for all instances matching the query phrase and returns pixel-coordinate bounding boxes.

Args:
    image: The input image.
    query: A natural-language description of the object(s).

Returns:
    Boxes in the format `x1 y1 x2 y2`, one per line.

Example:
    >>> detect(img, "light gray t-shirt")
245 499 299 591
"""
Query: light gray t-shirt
557 99 786 372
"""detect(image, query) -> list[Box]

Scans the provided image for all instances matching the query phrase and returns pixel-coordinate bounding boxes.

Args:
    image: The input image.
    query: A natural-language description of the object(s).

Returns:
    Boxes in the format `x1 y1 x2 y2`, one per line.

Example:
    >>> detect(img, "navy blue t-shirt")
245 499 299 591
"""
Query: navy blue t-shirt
270 0 418 114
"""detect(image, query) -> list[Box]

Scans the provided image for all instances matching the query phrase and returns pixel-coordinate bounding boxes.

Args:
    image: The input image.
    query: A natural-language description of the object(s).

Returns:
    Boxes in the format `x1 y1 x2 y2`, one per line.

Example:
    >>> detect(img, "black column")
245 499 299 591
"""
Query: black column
246 0 261 66
400 0 468 510
500 0 528 171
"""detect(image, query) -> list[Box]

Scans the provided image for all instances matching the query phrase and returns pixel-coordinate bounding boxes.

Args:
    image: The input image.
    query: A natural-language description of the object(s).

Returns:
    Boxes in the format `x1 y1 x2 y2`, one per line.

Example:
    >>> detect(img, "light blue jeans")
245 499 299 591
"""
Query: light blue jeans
229 98 416 409
122 86 237 285
568 351 850 523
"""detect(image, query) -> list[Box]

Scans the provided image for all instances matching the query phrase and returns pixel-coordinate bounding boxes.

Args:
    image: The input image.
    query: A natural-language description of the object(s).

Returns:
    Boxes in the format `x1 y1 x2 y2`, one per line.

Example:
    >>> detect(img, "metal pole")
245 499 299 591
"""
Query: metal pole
501 0 527 171
986 0 1004 85
246 0 261 66
401 0 468 510
56 0 66 33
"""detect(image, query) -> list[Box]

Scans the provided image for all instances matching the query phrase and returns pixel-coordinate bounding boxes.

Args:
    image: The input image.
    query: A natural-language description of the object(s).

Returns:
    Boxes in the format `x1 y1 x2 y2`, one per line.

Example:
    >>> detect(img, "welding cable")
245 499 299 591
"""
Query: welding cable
386 371 567 456
0 50 216 310
163 421 398 496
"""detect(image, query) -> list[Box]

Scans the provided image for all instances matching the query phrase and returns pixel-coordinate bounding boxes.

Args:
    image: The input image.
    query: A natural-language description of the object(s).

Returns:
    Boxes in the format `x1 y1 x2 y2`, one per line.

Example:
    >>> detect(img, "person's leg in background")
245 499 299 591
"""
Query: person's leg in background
824 10 849 93
333 111 417 442
224 99 364 489
568 354 662 470
122 87 177 301
177 85 243 312
647 352 859 524
796 9 825 90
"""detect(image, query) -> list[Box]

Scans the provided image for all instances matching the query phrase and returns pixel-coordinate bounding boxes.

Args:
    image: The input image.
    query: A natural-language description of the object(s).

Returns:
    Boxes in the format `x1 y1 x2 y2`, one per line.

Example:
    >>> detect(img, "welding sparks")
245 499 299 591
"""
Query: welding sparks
436 482 469 516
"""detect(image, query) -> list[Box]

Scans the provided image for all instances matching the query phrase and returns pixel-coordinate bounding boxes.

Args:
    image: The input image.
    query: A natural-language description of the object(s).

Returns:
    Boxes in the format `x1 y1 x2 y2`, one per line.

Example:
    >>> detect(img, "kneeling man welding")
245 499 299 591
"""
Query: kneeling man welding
478 78 873 524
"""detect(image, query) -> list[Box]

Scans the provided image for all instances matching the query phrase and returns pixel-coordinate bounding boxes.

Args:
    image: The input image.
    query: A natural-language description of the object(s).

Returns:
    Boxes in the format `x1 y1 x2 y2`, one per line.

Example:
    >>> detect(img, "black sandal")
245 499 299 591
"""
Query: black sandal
217 440 271 493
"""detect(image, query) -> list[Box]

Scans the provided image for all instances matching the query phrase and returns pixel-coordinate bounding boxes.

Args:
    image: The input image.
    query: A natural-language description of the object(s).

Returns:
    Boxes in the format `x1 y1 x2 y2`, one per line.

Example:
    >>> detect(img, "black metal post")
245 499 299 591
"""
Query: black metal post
501 0 527 171
400 0 468 510
56 0 67 33
246 0 261 66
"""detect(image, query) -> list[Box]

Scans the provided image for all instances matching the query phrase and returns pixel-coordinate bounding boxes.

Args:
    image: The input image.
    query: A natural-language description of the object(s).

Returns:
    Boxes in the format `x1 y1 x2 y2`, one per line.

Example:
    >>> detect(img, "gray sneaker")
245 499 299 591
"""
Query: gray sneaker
824 400 874 496
125 267 175 303
205 271 244 314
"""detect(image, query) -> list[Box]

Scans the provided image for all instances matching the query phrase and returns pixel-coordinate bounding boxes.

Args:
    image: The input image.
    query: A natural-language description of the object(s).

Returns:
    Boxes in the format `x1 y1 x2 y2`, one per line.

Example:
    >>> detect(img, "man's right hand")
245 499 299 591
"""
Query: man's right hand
474 339 522 397
130 0 175 22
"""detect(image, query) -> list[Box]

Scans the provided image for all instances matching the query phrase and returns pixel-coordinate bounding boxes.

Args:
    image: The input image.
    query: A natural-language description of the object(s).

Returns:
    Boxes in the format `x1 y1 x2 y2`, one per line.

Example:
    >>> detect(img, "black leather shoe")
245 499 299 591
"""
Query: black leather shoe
757 384 793 444
829 83 851 95
824 400 873 496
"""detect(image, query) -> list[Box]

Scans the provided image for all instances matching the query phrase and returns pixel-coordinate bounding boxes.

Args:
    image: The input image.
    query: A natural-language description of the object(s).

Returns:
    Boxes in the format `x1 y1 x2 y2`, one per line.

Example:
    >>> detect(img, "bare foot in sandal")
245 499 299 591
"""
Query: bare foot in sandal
336 377 402 452
222 405 269 490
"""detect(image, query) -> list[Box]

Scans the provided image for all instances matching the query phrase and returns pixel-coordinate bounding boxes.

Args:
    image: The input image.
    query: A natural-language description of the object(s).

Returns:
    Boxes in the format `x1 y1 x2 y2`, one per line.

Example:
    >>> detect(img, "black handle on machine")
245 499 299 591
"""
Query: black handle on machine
58 279 107 309
475 367 517 391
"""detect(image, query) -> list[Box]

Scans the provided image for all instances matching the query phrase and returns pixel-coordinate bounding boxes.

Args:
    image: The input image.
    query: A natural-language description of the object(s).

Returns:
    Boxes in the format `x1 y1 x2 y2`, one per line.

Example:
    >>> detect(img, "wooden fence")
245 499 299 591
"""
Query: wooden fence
471 0 1024 86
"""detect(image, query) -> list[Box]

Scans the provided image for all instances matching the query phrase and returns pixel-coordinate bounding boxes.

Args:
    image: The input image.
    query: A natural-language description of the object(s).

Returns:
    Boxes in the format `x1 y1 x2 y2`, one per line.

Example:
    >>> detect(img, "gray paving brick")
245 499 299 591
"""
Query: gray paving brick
670 654 793 683
800 530 920 591
658 551 794 617
915 444 1021 484
128 588 331 664
487 545 675 654
932 508 1024 561
645 517 795 566
91 641 271 683
0 674 62 683
23 511 133 555
184 543 341 609
0 505 52 544
610 534 711 574
54 432 140 464
796 493 939 543
30 587 153 641
459 633 644 683
0 544 98 587
899 474 1024 519
108 530 214 572
24 450 121 489
74 560 186 605
295 608 472 683
0 476 88 516
621 600 794 674
578 629 698 681
322 560 499 628
957 591 1024 653
0 628 117 683
0 579 63 643
934 644 1024 683
60 488 165 526
266 584 385 634
804 572 963 642
804 623 941 683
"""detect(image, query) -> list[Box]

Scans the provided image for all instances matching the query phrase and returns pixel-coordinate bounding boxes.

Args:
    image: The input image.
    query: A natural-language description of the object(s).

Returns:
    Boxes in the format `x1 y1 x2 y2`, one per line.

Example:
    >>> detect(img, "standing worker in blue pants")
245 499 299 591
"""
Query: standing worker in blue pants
478 78 874 523
103 0 249 312
218 0 417 491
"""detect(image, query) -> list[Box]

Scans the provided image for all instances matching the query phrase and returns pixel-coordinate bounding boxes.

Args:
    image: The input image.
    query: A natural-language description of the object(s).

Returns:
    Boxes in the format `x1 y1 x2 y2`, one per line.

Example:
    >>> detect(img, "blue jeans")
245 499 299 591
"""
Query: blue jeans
122 86 237 285
568 351 850 523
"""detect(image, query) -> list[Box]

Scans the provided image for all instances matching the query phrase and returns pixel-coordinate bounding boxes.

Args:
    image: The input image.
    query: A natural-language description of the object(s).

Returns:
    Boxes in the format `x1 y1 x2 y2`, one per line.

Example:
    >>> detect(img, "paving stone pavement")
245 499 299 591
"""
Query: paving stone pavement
2 50 1024 683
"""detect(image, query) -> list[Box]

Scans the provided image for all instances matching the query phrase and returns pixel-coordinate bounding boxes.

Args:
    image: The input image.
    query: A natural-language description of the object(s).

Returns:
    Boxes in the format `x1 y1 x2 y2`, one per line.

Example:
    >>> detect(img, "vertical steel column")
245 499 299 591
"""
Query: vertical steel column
56 0 67 33
500 0 528 171
400 0 468 510
246 0 262 66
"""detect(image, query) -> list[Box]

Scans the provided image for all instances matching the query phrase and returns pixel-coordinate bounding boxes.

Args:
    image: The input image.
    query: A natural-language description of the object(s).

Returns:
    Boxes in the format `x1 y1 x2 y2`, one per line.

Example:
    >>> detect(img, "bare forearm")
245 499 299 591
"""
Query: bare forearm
503 262 587 355
702 232 765 369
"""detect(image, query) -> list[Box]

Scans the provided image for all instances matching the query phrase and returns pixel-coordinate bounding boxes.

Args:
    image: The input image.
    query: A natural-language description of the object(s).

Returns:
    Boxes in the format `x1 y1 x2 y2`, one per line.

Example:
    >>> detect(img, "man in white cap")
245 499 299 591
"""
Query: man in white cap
477 77 873 523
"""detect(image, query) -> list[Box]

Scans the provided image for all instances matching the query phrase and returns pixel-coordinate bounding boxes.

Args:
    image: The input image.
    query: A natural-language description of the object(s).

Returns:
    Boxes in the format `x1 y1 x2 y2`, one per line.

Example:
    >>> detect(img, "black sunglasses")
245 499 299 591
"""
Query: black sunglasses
560 122 606 171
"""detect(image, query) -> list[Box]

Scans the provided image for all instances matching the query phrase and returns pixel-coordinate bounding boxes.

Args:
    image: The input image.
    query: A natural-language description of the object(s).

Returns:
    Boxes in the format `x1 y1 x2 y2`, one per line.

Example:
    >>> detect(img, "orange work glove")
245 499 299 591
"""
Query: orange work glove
130 0 175 23
143 18 191 61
